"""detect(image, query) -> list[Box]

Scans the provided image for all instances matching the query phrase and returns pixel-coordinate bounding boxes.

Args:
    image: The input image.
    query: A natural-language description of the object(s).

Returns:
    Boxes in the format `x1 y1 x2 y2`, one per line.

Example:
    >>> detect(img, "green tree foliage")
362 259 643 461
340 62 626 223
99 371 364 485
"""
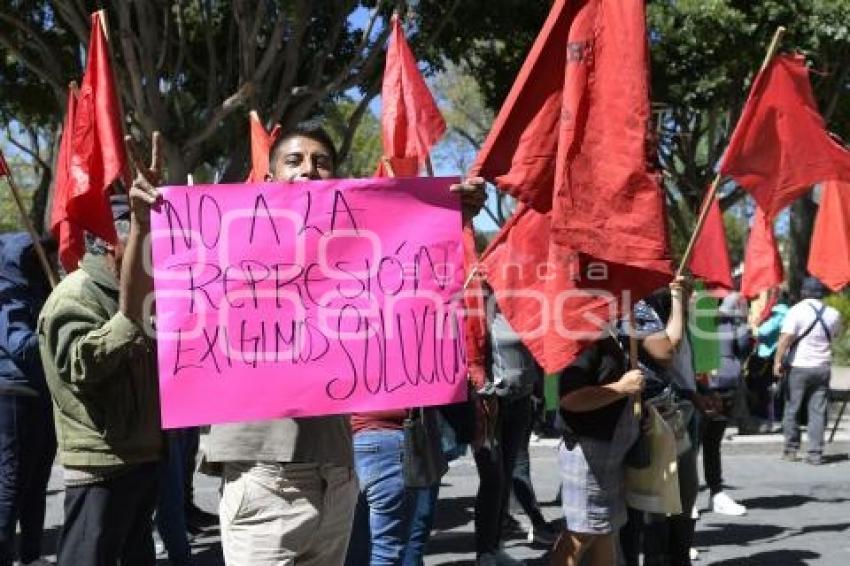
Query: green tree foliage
0 1 436 188
324 96 382 178
419 0 850 291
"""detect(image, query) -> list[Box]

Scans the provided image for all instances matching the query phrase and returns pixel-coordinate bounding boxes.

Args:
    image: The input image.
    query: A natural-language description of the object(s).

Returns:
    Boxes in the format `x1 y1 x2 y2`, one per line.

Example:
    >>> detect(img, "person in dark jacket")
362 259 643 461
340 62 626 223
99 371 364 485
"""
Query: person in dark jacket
0 232 57 566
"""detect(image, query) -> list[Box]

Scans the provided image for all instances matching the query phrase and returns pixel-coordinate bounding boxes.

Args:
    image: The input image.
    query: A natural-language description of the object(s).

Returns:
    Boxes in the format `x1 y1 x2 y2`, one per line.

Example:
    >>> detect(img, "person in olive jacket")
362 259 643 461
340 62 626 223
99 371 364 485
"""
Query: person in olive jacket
38 148 164 565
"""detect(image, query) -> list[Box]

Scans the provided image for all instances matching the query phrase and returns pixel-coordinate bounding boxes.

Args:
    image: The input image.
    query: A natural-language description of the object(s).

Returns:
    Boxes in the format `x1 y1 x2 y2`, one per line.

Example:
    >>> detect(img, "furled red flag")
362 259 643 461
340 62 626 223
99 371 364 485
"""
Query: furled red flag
0 150 9 177
66 11 129 245
741 206 784 298
719 53 850 220
375 14 446 177
51 87 86 272
688 196 734 289
808 181 850 291
470 0 671 373
246 110 281 182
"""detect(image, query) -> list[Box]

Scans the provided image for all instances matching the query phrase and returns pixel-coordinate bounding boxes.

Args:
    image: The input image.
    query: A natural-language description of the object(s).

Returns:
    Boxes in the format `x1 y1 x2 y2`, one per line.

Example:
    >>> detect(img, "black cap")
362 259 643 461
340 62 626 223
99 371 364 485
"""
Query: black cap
801 276 828 299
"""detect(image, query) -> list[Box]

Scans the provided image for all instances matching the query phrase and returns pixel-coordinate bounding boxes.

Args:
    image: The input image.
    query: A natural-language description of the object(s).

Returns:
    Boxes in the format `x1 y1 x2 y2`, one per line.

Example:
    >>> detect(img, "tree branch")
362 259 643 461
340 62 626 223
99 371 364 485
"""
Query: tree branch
51 0 89 45
186 83 255 150
338 82 381 166
270 1 313 122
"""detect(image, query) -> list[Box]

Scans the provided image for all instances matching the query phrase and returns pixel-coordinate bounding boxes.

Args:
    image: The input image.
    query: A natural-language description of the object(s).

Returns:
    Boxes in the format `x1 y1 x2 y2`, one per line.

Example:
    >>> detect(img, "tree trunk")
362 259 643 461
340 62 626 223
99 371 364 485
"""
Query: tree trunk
788 192 818 299
29 167 51 235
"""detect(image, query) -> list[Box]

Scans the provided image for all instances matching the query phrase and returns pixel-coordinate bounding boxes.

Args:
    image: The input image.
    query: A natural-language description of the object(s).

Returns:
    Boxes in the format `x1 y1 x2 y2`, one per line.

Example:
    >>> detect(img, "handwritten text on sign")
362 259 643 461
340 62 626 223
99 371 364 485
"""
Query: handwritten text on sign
150 177 468 428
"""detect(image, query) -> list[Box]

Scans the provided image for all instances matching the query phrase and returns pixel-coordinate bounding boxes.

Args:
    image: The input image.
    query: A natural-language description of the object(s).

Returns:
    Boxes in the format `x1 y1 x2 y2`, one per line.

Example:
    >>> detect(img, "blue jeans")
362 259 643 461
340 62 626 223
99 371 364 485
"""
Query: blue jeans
347 430 412 566
156 430 193 565
403 484 439 566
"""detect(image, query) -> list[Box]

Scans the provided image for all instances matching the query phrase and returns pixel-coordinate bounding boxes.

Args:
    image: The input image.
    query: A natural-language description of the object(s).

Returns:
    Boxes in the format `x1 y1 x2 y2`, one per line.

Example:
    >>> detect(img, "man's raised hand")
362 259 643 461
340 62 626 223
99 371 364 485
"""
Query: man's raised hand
450 176 487 224
125 131 163 224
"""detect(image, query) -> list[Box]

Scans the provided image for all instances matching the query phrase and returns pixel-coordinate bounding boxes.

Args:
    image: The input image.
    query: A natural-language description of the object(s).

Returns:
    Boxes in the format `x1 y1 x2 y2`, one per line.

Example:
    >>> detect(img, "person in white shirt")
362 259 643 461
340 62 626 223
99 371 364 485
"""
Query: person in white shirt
774 277 843 465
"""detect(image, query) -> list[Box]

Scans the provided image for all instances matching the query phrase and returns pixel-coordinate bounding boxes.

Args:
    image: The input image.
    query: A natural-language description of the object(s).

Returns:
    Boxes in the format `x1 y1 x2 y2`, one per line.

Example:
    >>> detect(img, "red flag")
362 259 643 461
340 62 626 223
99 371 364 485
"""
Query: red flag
66 12 128 245
374 156 419 178
808 181 850 291
462 226 488 389
0 151 9 177
741 206 784 298
51 87 86 272
471 0 671 373
719 54 850 219
376 15 446 176
688 196 733 289
246 111 281 182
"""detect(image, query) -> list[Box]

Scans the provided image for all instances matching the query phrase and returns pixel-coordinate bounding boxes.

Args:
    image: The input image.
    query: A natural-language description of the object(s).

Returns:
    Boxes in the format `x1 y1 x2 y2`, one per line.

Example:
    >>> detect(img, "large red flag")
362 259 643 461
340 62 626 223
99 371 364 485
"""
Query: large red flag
66 12 128 245
376 15 446 177
246 111 281 182
741 206 784 298
719 54 850 220
0 151 9 177
471 0 671 373
688 196 733 289
808 181 850 291
51 87 86 272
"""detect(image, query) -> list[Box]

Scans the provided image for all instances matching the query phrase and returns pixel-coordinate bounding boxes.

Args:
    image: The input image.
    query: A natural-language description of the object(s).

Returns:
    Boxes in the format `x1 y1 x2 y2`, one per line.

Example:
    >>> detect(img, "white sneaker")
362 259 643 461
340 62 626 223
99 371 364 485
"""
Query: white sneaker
690 547 699 561
691 504 700 519
711 491 747 516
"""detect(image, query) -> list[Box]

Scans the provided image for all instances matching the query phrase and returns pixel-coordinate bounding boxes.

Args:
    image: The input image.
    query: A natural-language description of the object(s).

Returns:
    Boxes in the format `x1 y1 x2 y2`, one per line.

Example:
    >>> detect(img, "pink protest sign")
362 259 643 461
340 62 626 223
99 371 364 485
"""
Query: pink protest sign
150 177 468 428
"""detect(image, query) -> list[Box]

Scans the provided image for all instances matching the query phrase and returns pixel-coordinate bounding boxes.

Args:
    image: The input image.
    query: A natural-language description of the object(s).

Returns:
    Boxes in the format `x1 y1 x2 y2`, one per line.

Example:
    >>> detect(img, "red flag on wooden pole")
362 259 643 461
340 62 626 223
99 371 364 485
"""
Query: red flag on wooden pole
246 110 281 182
741 206 784 298
65 11 129 245
719 54 850 220
808 181 850 291
688 196 733 290
375 14 446 178
470 0 671 373
51 85 87 272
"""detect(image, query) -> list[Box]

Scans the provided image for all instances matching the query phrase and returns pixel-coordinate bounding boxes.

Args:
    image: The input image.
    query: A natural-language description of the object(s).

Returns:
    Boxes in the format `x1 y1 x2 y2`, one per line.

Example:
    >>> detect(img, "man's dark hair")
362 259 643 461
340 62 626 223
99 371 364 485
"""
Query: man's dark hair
268 124 338 172
800 276 828 300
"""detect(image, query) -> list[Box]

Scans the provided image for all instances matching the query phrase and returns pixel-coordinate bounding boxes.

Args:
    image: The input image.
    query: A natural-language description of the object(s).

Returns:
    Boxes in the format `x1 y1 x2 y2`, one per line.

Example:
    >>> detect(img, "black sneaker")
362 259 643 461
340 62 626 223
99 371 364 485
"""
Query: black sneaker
501 514 525 539
186 501 218 534
527 521 559 546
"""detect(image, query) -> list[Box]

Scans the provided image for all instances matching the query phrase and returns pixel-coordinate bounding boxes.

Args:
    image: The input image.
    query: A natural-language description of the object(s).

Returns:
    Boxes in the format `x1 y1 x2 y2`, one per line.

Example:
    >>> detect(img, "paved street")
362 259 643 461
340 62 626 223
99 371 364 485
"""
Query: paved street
34 420 850 565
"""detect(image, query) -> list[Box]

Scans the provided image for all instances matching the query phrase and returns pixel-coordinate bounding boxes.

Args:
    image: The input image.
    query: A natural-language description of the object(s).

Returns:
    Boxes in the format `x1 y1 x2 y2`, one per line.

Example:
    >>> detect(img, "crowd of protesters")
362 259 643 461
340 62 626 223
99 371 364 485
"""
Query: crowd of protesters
0 126 845 566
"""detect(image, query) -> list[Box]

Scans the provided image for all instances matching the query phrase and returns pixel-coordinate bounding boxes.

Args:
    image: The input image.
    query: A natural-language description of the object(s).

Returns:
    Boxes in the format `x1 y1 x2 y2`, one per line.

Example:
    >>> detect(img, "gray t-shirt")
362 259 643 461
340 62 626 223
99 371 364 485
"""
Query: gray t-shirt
205 415 353 468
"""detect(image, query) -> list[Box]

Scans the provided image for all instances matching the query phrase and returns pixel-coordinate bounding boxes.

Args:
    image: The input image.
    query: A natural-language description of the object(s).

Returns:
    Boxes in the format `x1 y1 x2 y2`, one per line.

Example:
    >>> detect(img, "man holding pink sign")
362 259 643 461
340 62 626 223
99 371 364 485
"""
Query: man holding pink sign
130 125 484 566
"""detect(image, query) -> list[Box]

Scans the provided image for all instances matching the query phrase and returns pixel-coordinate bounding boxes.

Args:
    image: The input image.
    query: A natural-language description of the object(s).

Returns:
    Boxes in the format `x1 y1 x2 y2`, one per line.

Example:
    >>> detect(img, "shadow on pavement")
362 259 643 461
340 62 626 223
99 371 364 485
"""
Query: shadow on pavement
695 523 785 547
709 549 820 565
799 521 850 535
433 495 475 532
741 493 850 510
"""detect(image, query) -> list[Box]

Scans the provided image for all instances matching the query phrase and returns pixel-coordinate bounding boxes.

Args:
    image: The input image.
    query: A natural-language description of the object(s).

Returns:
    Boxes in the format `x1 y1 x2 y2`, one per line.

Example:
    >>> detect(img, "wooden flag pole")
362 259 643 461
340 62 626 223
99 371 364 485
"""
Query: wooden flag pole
2 163 58 288
675 26 786 279
381 156 397 177
425 155 435 177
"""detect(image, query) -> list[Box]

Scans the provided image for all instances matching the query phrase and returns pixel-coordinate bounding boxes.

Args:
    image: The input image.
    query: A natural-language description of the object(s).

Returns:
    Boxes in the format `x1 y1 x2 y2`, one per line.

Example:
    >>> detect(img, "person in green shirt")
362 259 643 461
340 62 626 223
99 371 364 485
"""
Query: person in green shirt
38 145 165 565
